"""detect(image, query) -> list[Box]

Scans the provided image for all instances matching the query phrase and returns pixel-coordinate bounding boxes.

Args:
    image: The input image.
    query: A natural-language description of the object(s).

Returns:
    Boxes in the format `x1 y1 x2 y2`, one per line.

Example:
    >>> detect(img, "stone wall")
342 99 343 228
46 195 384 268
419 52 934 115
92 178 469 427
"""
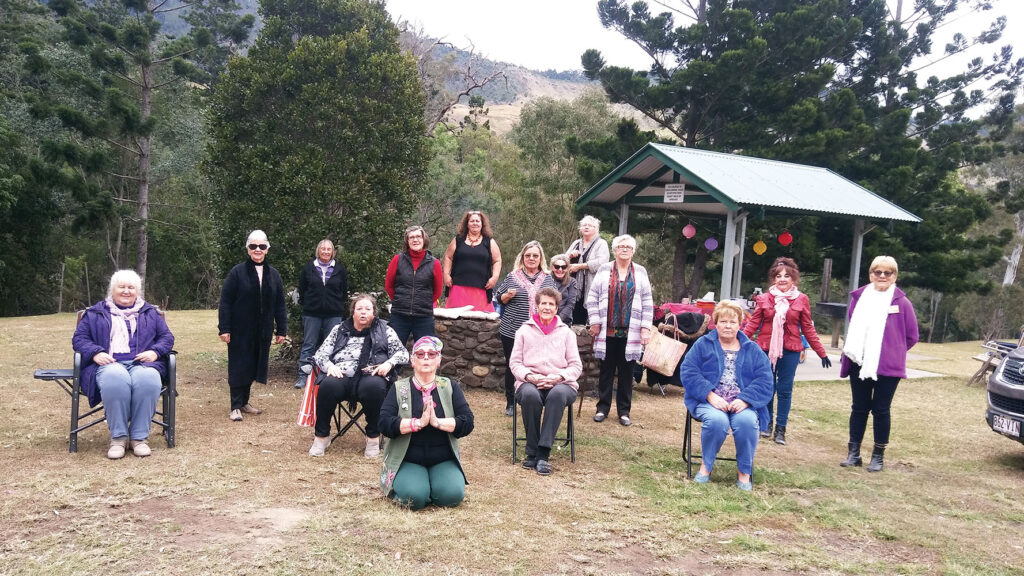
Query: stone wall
434 317 600 390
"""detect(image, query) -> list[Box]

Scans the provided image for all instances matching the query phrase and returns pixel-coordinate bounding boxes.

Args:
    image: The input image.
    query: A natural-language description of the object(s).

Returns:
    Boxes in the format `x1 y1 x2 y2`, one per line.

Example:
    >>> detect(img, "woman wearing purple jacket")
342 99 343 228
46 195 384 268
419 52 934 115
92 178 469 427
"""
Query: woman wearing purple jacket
72 270 175 459
839 256 918 472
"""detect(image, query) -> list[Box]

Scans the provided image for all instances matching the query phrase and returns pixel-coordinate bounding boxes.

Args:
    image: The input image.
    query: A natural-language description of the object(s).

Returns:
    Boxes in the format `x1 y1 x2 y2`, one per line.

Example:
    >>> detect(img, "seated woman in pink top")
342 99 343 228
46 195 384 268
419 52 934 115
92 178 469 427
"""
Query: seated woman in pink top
509 287 582 476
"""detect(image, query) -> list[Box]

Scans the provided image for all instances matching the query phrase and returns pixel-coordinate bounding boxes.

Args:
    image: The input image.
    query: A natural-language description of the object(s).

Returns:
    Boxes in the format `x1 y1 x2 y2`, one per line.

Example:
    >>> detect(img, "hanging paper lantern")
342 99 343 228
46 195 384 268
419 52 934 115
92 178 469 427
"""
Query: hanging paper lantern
682 223 696 238
778 230 793 246
752 239 767 255
704 237 718 251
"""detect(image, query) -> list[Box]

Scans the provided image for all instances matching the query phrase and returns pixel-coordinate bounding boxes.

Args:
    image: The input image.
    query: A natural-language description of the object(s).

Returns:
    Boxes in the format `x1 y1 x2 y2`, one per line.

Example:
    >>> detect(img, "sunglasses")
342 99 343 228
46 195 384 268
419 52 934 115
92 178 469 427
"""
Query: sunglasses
248 243 269 251
413 351 439 359
871 270 894 277
552 264 568 270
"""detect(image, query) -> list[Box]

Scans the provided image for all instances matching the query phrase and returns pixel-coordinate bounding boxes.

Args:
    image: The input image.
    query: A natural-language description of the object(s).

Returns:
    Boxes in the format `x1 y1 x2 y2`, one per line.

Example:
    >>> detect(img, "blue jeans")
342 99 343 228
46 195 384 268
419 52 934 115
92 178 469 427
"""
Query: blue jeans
764 349 801 430
694 402 760 475
298 315 342 378
388 312 436 349
96 361 162 440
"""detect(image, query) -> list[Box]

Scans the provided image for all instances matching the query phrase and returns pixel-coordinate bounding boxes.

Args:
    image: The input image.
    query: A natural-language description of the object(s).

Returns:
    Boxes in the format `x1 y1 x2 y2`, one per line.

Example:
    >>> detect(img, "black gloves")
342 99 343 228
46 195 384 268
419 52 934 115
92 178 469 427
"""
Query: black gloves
821 356 832 369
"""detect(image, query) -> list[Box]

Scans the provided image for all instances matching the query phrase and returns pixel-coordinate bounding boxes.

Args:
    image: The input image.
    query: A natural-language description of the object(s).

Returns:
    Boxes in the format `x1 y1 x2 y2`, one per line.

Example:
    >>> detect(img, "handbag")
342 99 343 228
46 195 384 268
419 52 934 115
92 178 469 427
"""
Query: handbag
641 315 688 377
297 372 319 427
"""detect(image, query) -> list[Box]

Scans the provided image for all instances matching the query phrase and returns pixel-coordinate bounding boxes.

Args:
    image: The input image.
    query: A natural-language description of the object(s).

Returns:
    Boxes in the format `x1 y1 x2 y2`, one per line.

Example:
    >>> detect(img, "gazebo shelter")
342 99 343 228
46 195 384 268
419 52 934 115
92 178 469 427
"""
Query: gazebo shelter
575 143 922 299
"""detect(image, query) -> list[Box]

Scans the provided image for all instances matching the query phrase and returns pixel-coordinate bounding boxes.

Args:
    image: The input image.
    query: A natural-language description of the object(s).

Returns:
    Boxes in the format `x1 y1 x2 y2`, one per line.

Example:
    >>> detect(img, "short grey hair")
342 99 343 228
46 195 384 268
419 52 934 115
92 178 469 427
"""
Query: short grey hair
579 215 601 230
315 239 335 257
245 229 269 247
611 234 637 252
107 269 142 298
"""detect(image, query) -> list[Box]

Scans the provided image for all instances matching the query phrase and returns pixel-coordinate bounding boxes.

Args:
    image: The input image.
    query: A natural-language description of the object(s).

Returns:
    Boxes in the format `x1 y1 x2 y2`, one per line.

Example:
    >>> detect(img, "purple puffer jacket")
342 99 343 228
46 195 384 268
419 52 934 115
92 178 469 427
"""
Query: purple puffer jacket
839 285 919 379
71 301 175 407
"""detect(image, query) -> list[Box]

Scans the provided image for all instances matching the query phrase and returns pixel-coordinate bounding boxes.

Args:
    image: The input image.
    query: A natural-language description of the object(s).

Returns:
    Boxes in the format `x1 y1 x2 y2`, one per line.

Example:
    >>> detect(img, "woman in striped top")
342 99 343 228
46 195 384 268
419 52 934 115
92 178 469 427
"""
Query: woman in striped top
495 241 557 416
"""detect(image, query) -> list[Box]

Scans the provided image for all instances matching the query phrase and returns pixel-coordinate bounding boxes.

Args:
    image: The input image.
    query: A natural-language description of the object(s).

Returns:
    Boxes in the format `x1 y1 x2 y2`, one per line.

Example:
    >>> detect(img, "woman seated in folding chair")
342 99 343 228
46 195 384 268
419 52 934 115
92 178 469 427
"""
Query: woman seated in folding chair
308 293 409 458
509 287 581 476
72 270 175 460
680 300 773 491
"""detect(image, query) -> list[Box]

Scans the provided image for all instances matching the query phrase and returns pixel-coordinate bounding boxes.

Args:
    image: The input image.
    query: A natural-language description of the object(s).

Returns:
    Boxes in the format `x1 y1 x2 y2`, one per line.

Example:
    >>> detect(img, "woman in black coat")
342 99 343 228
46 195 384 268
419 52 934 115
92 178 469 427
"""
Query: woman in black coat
218 229 288 422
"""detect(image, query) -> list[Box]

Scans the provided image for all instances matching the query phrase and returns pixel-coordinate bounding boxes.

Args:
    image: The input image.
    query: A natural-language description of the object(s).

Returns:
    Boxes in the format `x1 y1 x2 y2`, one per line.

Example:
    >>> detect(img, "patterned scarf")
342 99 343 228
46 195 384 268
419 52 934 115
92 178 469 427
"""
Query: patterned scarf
768 284 800 367
512 269 547 317
105 297 145 354
608 264 635 334
412 377 437 412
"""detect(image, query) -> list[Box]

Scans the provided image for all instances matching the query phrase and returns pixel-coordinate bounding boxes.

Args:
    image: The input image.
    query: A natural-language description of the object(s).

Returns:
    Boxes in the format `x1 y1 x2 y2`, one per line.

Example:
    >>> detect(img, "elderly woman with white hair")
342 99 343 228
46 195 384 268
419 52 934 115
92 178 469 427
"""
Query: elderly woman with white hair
72 270 175 459
586 234 654 427
566 215 610 324
218 229 288 422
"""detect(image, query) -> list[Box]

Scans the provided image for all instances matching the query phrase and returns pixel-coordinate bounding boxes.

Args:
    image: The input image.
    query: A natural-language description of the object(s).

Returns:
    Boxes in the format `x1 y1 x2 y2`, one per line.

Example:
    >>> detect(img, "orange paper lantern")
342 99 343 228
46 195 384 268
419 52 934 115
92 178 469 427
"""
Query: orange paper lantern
752 239 767 255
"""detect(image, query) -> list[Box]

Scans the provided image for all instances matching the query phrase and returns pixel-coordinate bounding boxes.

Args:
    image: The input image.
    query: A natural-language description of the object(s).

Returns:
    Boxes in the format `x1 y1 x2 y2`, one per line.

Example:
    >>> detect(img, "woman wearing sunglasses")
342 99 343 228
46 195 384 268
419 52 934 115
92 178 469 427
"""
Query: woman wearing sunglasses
379 337 475 509
839 256 918 472
218 229 288 422
548 254 579 325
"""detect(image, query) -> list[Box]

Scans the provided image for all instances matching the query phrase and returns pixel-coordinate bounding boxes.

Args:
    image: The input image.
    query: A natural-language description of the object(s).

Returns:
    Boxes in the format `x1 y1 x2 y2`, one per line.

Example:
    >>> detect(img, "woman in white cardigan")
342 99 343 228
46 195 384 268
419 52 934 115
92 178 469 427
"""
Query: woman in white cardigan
585 234 654 427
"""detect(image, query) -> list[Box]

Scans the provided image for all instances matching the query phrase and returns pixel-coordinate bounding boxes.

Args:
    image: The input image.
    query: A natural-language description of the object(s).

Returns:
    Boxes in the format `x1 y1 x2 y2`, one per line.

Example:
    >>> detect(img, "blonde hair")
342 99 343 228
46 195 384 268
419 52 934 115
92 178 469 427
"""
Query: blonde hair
869 255 898 275
513 240 549 273
712 300 745 324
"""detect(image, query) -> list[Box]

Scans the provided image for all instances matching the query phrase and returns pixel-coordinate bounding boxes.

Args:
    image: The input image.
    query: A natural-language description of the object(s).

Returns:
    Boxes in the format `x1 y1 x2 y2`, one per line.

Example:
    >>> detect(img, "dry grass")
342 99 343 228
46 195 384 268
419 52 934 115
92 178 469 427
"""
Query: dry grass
2 310 1023 575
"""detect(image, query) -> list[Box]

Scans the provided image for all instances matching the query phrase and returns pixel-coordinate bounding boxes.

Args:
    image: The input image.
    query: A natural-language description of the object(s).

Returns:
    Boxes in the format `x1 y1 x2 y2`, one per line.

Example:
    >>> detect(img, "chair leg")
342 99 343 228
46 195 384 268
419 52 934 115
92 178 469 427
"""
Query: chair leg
682 411 692 479
70 354 82 453
568 406 575 463
512 401 519 463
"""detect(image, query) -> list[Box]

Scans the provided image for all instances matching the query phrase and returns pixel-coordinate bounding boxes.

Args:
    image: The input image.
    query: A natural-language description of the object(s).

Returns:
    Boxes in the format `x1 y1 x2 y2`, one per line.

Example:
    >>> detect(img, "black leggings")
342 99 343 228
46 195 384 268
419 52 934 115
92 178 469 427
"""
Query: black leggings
848 363 901 446
314 374 388 438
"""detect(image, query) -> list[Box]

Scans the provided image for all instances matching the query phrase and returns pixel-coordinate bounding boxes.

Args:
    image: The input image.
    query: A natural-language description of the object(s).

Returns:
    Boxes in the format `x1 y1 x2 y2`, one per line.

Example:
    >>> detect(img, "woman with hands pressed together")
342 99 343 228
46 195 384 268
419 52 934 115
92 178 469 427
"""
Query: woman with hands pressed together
681 301 773 491
379 337 475 510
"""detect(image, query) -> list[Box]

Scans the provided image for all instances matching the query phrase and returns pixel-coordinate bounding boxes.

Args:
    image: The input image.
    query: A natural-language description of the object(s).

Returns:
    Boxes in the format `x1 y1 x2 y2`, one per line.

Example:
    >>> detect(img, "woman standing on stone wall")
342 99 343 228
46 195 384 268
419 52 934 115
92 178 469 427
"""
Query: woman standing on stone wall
494 241 557 416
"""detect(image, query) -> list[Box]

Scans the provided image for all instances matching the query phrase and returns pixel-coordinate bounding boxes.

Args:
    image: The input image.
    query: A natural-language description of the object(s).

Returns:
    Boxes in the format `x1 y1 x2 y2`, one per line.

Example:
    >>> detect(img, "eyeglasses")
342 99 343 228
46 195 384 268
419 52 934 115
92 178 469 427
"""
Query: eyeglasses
413 351 439 359
248 243 269 251
871 270 894 277
552 264 568 270
615 245 634 251
524 253 540 259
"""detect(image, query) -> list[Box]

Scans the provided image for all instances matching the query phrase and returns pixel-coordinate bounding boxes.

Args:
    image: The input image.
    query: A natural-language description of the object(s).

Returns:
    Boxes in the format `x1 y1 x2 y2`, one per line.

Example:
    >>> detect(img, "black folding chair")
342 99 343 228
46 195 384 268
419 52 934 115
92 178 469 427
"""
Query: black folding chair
33 310 177 453
512 399 575 464
681 407 740 480
306 368 367 441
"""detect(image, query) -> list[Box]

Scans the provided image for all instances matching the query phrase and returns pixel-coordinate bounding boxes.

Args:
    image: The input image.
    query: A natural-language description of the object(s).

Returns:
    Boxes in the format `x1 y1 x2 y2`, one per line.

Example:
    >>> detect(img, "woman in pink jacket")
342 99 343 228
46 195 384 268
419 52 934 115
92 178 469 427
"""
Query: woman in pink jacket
743 257 831 445
509 287 582 476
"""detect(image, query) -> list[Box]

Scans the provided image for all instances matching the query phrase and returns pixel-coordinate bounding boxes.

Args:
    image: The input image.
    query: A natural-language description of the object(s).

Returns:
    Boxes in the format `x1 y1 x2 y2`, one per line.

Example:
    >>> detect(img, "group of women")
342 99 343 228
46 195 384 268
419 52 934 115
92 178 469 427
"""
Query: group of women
71 210 917 505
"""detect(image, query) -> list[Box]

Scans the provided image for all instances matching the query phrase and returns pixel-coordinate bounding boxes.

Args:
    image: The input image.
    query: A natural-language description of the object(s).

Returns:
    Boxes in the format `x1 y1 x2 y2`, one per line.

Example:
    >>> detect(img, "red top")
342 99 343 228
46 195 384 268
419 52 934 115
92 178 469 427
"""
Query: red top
742 292 827 357
385 252 443 302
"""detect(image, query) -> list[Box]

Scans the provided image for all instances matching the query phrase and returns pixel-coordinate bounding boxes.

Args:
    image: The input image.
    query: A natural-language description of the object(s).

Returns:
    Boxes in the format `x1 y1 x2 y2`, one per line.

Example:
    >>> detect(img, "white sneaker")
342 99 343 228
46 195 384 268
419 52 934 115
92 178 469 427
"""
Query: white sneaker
309 436 331 457
107 437 127 460
130 439 151 457
364 436 380 458
229 409 242 422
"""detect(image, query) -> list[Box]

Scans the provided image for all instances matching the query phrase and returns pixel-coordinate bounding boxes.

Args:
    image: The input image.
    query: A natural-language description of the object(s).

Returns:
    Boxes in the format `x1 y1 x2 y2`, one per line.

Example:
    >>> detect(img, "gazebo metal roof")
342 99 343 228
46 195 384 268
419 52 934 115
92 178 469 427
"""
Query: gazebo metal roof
575 143 922 298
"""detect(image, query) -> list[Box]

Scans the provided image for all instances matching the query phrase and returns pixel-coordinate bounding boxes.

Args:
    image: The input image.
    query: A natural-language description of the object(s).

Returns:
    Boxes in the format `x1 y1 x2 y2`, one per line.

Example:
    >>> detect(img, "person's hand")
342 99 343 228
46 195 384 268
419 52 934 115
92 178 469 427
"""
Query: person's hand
641 327 652 346
588 324 601 337
821 356 832 369
728 399 749 413
326 365 344 378
485 276 497 289
443 274 453 288
421 397 436 428
502 289 517 303
93 352 115 365
373 361 392 377
134 350 158 363
219 333 231 344
707 391 729 412
274 335 286 345
568 249 580 260
538 374 561 389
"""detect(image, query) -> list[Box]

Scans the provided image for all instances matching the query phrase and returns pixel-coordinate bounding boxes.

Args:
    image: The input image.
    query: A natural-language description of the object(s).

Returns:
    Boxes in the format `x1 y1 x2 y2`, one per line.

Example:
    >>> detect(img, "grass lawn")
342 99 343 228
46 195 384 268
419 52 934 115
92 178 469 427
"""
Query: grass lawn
2 310 1023 575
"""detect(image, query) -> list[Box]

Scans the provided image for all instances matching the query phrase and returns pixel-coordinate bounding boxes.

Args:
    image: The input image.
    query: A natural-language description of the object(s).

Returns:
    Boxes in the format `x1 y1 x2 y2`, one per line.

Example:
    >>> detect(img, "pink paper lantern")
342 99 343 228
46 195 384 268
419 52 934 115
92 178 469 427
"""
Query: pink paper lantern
682 223 696 238
704 237 718 251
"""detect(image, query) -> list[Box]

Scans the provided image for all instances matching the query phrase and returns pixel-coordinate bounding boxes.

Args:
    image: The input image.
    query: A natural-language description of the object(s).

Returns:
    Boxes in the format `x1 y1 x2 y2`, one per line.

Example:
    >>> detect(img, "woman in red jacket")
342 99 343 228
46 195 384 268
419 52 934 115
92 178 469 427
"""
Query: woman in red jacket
742 257 831 445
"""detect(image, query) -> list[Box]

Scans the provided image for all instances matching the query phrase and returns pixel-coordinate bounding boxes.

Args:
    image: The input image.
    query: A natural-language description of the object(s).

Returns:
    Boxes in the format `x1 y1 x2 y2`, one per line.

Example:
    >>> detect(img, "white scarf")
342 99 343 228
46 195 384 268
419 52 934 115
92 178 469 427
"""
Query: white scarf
106 297 145 354
768 285 799 367
842 285 895 380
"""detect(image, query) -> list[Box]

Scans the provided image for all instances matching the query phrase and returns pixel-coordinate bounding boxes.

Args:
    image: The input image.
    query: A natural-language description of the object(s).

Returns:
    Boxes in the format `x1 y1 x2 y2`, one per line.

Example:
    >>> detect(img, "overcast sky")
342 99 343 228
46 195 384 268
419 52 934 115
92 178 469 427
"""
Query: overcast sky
383 0 1024 80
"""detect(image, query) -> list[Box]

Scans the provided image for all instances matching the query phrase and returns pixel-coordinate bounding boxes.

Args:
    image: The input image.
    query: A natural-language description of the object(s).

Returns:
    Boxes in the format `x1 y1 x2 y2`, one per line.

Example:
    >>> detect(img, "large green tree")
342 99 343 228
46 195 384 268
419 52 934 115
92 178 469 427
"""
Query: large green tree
584 0 1020 296
205 0 429 300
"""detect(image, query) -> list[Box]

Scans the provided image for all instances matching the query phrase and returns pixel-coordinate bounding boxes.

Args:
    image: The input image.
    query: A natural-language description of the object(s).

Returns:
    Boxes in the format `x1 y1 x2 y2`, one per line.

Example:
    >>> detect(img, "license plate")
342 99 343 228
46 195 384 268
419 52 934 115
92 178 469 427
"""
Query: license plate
992 414 1021 437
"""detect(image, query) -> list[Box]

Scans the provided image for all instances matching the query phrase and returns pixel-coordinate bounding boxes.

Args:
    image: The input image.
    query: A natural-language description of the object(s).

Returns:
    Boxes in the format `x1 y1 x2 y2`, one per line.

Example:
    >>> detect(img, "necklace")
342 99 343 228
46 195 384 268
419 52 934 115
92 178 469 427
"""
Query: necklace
465 234 482 246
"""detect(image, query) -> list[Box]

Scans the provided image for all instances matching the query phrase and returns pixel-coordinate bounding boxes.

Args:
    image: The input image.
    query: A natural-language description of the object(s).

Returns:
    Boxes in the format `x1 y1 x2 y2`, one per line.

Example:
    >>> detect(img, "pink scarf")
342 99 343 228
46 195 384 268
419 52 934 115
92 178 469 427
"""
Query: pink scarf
105 297 145 354
413 378 437 411
532 313 557 336
768 285 800 367
513 269 547 317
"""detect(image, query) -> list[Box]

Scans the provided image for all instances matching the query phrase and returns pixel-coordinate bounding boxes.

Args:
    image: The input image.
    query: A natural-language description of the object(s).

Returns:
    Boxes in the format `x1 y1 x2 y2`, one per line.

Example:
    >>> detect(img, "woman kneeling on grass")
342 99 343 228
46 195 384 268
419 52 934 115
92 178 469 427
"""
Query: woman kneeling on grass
680 300 773 491
379 337 475 509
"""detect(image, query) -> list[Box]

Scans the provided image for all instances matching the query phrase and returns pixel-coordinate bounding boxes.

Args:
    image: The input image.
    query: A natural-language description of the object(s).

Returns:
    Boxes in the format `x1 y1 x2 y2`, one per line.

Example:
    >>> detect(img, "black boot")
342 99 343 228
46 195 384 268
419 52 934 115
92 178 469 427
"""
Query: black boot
773 425 787 445
866 444 886 472
840 442 862 467
759 420 773 439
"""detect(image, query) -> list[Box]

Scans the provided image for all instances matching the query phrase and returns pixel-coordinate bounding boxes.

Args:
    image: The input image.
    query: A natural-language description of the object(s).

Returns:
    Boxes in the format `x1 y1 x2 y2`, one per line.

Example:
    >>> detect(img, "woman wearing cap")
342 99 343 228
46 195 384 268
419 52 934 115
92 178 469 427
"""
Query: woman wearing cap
742 257 831 445
218 229 288 422
442 210 502 312
548 254 579 325
385 225 442 346
379 337 475 510
839 256 918 473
